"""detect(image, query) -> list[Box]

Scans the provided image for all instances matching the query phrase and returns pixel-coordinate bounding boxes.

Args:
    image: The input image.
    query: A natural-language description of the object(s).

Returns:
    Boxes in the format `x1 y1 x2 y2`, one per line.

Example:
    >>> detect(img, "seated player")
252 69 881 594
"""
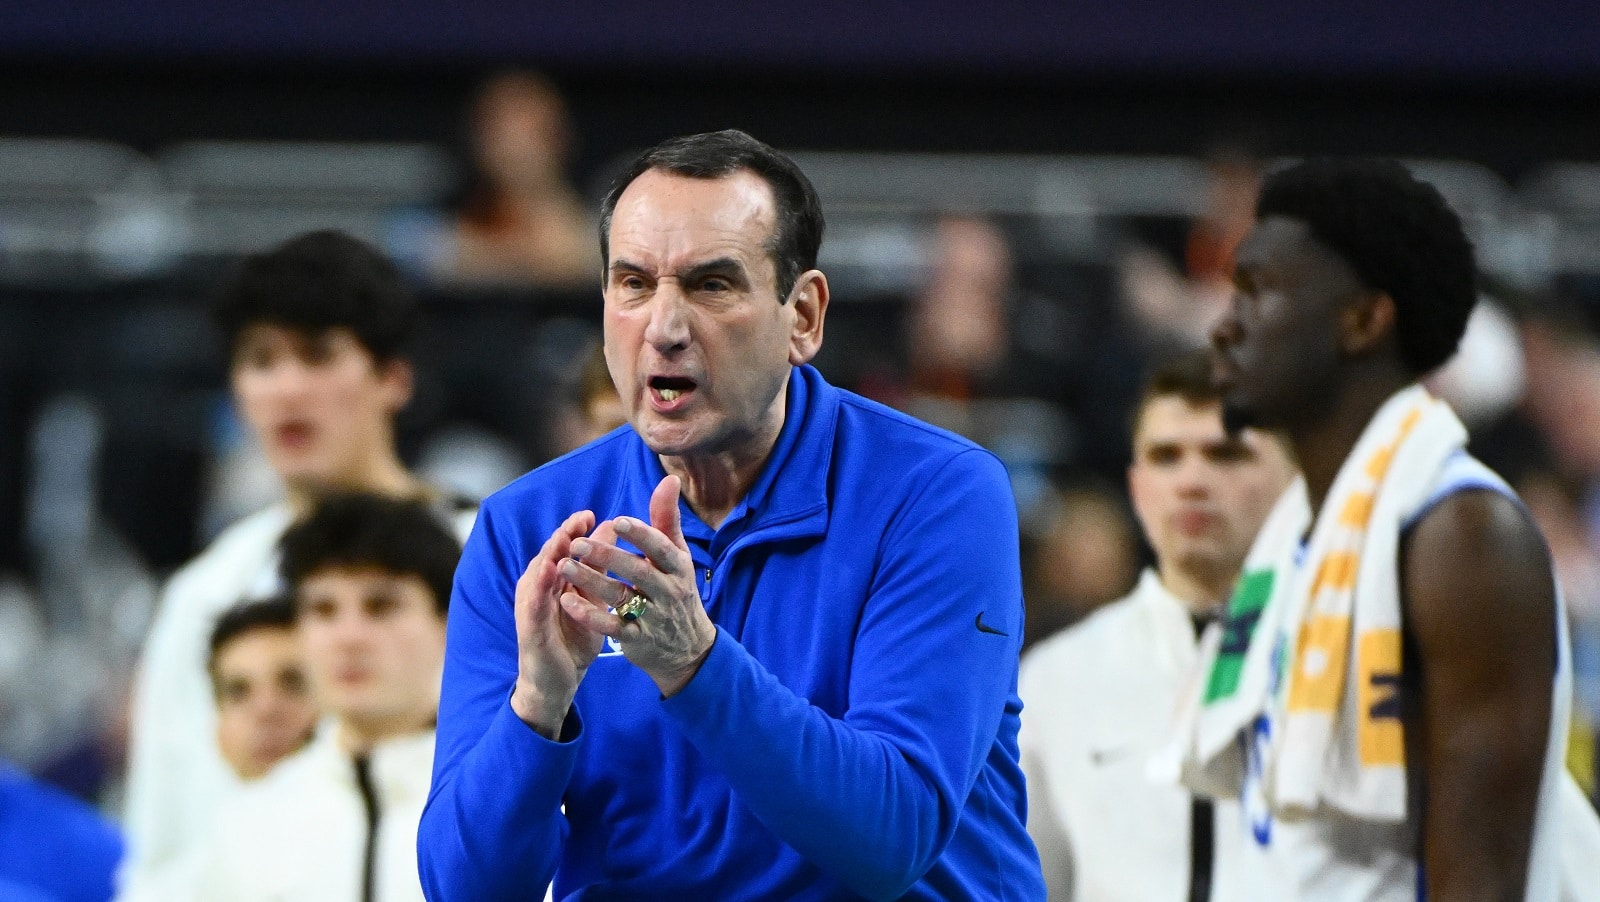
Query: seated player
196 494 459 902
207 597 318 780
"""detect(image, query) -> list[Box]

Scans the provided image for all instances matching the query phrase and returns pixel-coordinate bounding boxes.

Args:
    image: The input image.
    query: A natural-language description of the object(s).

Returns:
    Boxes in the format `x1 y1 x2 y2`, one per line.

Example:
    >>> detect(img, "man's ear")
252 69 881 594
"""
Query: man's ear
1339 291 1397 357
786 270 829 366
379 358 415 413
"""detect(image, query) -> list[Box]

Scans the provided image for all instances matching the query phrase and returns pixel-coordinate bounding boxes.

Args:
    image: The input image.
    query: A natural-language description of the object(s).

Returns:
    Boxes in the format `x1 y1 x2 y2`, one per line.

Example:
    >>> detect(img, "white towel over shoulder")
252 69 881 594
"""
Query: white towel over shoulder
1157 385 1466 824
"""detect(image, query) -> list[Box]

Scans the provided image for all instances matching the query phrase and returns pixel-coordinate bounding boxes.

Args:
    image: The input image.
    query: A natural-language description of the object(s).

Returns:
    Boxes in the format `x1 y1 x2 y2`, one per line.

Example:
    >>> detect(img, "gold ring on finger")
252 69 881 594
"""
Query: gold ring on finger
616 591 649 623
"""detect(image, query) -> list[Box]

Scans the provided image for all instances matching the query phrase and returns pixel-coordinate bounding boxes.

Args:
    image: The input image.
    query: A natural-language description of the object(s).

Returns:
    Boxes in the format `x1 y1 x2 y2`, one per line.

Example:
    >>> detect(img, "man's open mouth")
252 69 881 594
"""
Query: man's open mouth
650 376 698 404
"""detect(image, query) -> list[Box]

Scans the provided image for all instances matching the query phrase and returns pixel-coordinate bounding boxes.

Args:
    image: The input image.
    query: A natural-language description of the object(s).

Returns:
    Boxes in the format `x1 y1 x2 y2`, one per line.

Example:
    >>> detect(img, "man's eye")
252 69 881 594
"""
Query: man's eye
301 339 335 365
1208 445 1255 465
366 595 399 617
701 278 730 292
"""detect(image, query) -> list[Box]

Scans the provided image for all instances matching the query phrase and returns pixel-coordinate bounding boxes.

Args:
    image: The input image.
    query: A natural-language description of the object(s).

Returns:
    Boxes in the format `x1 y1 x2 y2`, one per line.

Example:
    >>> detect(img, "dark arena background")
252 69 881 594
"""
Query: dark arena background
1 0 1598 841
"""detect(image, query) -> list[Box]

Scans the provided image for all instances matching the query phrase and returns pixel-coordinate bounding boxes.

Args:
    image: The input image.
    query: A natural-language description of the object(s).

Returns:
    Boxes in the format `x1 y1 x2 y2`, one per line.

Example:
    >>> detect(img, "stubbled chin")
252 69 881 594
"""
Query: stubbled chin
636 413 704 454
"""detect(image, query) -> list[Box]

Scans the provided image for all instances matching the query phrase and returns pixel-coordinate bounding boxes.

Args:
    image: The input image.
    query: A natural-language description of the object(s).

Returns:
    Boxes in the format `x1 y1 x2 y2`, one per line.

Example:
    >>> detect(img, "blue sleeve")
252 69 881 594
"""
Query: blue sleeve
661 449 1024 901
416 501 580 901
0 770 123 902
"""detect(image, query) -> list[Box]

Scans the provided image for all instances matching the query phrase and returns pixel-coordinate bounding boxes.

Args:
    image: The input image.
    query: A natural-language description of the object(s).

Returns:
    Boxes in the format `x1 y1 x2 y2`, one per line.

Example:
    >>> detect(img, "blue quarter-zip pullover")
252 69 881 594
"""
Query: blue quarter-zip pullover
419 365 1044 901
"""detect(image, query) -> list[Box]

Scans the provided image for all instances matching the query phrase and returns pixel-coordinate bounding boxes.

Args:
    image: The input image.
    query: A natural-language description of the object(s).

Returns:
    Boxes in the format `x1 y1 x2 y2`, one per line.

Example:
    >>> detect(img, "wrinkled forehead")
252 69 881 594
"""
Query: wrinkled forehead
607 170 779 269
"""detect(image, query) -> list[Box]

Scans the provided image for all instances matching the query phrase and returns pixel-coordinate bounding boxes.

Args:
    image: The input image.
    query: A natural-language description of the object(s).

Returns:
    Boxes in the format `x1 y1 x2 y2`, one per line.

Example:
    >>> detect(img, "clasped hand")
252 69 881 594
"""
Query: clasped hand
510 476 716 738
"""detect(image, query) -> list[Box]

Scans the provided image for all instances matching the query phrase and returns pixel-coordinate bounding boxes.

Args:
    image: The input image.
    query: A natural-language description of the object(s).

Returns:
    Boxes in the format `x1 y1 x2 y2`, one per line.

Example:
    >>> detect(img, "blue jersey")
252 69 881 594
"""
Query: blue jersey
419 364 1044 901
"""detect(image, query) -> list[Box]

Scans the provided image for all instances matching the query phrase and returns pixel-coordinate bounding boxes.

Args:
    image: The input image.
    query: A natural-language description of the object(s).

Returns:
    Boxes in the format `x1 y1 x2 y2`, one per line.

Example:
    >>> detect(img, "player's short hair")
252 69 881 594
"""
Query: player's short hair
1256 158 1477 376
1129 351 1222 436
1144 351 1221 409
278 494 461 617
215 229 417 364
207 596 297 695
598 129 825 302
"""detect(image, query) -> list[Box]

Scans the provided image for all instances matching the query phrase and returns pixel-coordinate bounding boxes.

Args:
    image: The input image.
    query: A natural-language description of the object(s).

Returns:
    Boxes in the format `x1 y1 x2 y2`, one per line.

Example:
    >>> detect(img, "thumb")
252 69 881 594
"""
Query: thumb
651 475 687 552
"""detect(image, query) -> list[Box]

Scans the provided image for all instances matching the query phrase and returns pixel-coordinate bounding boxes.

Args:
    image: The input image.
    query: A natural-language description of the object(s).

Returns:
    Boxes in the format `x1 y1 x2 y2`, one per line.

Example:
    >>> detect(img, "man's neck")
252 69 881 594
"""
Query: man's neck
659 388 789 530
661 442 774 530
1156 564 1233 619
1289 365 1413 517
336 713 434 757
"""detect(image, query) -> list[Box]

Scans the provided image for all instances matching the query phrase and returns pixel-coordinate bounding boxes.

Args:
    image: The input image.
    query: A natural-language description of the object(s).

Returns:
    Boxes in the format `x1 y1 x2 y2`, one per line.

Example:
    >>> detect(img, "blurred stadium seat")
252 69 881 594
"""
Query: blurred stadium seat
157 140 456 259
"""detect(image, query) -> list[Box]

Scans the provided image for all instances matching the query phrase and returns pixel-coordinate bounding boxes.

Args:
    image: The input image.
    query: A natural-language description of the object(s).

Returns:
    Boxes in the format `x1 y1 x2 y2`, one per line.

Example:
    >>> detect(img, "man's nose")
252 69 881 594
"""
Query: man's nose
264 359 314 398
251 693 288 719
643 284 691 353
1176 455 1211 495
326 612 372 648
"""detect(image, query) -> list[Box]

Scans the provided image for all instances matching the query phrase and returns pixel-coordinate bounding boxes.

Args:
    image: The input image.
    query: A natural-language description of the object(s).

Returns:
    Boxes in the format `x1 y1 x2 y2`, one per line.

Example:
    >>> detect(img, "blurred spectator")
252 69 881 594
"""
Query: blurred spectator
1518 468 1600 799
579 345 626 439
1019 352 1295 900
1119 146 1263 356
1184 147 1262 287
196 494 458 902
889 214 1081 518
1519 308 1600 490
1022 479 1140 648
432 71 598 288
905 215 1012 408
0 759 123 902
119 231 478 901
1427 297 1526 430
551 341 627 455
206 598 316 781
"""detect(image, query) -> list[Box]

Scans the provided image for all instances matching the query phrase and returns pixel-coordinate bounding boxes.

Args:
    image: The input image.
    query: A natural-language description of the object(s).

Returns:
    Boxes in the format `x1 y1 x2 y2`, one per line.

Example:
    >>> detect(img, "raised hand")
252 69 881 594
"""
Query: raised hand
510 510 614 738
559 475 718 696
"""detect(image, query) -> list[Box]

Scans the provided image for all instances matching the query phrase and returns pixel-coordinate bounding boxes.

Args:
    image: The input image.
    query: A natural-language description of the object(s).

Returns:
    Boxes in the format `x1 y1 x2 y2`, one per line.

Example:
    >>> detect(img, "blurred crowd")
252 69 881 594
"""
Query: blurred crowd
1 69 1599 899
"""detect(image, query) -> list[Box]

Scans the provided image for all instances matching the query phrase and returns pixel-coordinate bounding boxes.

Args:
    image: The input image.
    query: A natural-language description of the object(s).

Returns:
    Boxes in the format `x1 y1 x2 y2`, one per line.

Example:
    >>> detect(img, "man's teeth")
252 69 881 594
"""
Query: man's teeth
660 388 681 402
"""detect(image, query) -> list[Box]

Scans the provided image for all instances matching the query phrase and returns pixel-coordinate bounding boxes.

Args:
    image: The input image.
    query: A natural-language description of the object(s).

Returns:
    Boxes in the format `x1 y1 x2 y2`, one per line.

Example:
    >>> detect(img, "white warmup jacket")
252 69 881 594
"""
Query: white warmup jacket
196 726 434 902
1019 570 1246 901
118 499 475 901
120 503 294 900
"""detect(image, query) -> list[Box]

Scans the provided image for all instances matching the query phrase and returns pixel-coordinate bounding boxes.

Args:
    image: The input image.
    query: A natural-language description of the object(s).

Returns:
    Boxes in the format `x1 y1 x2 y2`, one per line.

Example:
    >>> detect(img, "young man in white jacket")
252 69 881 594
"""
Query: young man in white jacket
196 493 458 902
119 231 476 900
1019 352 1296 901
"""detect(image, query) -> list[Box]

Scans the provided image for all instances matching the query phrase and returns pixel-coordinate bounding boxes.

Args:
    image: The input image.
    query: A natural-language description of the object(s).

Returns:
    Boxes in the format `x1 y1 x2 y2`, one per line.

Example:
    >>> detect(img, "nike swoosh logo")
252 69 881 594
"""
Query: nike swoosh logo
975 612 1009 636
